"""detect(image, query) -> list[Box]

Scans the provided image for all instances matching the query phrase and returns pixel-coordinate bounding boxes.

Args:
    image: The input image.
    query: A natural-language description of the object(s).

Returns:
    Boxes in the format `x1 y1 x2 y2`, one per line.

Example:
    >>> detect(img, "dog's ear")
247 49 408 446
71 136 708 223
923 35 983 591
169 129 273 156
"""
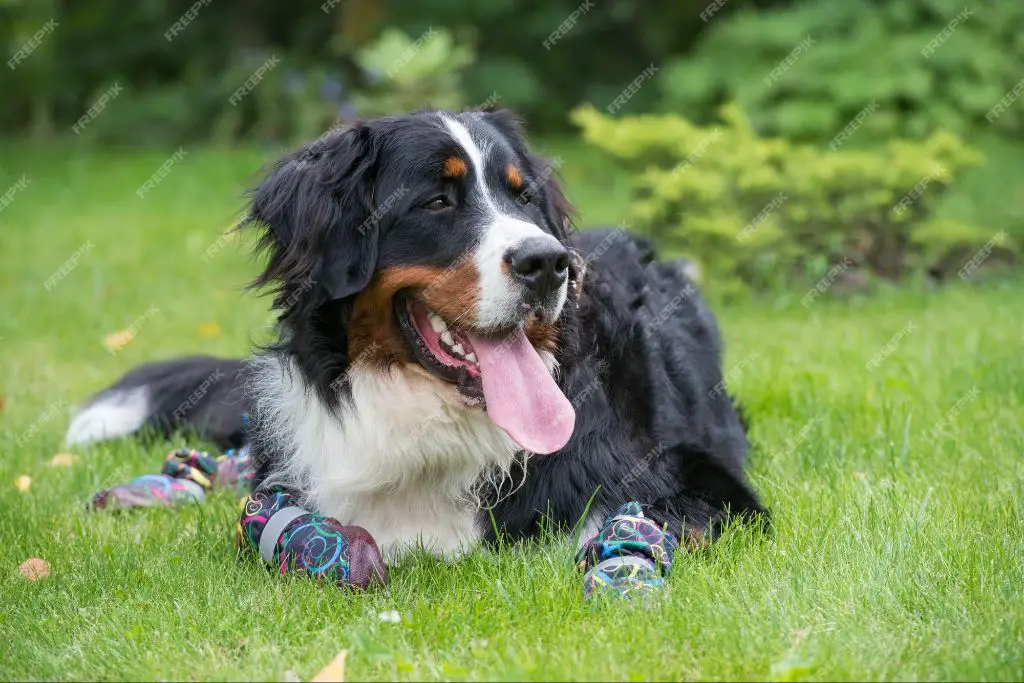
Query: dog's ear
245 123 380 303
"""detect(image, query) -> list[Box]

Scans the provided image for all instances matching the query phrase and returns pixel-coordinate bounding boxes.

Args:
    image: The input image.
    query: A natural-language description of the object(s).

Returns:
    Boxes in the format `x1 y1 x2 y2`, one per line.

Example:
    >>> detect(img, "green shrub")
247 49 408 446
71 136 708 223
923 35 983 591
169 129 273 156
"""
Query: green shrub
3 0 724 139
350 27 475 118
659 0 1024 142
572 103 997 295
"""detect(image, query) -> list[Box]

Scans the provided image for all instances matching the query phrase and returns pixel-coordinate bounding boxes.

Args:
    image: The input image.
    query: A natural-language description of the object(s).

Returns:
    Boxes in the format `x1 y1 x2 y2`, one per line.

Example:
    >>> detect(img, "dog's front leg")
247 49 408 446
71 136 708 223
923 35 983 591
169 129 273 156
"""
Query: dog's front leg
575 502 681 598
237 486 388 589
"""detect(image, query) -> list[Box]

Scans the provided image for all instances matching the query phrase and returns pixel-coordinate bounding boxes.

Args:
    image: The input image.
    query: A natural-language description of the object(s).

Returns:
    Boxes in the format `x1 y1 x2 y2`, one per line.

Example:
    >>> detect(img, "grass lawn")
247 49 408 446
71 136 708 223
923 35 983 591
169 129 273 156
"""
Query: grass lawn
1 141 1023 682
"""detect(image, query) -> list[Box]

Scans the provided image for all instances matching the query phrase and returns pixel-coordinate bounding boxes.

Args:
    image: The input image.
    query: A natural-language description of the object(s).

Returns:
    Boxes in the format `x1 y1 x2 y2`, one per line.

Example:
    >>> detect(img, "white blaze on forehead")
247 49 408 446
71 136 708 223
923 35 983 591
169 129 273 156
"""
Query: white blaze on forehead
438 113 566 330
439 114 498 212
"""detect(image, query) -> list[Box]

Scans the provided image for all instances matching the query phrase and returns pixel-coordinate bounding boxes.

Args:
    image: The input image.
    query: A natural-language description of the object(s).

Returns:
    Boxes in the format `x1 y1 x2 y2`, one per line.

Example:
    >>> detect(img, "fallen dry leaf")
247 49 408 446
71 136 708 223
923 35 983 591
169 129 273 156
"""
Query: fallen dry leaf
15 475 31 492
18 558 50 581
49 453 79 467
0 394 5 412
197 321 221 338
310 651 347 683
103 328 135 352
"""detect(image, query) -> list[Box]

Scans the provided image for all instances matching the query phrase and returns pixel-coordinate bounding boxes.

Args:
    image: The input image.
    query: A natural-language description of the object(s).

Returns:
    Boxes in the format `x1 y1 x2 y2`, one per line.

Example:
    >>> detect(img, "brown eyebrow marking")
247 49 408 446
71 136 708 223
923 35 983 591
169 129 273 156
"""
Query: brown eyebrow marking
442 156 468 178
506 164 524 189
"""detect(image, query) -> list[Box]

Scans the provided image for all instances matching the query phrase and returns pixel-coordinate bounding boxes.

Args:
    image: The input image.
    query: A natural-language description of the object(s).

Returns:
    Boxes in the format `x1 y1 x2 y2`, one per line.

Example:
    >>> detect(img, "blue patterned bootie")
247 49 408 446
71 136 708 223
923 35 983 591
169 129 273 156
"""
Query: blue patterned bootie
575 502 679 599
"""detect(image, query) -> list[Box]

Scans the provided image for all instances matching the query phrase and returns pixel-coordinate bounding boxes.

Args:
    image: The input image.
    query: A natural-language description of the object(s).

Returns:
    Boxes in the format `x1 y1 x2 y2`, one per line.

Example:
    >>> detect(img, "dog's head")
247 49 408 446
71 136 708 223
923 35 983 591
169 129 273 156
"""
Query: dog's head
245 109 581 454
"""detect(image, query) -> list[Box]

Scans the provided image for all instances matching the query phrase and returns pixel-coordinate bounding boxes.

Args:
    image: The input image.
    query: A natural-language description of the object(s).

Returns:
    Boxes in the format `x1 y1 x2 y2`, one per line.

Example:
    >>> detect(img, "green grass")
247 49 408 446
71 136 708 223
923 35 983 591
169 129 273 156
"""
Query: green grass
1 142 1023 682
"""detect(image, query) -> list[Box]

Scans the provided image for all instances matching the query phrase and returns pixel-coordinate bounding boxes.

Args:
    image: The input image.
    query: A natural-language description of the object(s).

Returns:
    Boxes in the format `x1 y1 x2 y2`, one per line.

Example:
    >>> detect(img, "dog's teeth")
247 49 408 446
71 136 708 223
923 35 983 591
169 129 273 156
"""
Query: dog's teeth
428 312 448 333
451 343 465 356
441 330 455 346
466 352 478 363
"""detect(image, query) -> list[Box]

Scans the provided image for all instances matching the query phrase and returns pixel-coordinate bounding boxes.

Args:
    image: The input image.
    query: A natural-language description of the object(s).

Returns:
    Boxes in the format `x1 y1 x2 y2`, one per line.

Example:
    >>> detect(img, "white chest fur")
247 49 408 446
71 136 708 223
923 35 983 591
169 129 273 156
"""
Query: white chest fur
250 354 524 563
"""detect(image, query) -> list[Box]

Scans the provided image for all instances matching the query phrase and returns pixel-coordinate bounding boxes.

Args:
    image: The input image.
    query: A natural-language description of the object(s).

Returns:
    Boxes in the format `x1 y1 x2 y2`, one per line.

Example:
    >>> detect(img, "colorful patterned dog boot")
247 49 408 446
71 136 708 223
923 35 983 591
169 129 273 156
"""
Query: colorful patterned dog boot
217 444 255 489
91 473 206 510
161 446 254 490
575 502 679 599
90 447 254 510
238 486 387 590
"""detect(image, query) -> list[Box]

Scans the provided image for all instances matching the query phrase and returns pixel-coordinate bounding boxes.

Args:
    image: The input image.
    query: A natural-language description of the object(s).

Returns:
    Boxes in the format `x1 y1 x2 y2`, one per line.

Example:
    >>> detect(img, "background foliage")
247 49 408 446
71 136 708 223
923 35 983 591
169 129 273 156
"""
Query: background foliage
2 0 1020 291
574 104 989 295
659 0 1024 141
1 0 728 141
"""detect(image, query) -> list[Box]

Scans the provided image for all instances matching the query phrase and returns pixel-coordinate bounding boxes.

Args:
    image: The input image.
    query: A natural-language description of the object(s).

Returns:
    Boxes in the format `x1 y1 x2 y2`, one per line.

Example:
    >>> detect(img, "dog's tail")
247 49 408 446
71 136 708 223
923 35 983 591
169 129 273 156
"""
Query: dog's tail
64 356 249 449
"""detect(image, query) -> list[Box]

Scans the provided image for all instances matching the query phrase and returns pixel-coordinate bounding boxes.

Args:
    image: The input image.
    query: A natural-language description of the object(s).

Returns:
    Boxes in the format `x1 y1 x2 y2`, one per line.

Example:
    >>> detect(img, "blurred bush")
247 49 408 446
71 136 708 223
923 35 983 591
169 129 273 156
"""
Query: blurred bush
350 27 474 118
572 104 1007 296
377 0 716 130
4 0 1023 144
0 0 730 141
2 0 1021 288
659 0 1024 141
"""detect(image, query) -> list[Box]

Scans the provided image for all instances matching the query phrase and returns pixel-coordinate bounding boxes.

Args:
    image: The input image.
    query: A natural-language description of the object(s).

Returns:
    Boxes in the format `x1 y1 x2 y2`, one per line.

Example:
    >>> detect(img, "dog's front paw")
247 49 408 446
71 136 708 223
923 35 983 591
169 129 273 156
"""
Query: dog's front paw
238 487 387 590
576 502 679 599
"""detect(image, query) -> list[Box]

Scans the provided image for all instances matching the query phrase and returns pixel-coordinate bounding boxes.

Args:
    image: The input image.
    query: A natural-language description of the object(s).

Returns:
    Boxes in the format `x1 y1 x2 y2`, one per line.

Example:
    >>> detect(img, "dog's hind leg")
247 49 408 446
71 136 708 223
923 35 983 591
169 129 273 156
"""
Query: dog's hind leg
90 446 254 510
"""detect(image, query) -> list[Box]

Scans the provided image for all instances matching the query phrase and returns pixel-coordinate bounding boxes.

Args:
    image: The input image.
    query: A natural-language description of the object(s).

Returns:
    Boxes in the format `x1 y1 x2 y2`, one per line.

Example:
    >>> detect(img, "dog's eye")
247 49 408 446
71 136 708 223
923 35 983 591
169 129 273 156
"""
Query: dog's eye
422 196 451 211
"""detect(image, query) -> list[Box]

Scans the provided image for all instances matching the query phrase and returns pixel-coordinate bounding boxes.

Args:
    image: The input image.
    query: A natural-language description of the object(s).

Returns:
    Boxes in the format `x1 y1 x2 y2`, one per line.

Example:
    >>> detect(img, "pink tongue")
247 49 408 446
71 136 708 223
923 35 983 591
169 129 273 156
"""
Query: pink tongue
466 327 575 455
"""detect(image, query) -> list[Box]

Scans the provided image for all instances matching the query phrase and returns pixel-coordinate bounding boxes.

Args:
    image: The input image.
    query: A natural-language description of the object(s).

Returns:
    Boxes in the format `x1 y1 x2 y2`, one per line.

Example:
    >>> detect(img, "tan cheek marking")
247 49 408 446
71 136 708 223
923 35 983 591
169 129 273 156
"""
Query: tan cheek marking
347 263 563 367
416 261 480 323
443 156 468 179
506 164 523 190
347 277 409 369
525 318 559 354
347 263 481 368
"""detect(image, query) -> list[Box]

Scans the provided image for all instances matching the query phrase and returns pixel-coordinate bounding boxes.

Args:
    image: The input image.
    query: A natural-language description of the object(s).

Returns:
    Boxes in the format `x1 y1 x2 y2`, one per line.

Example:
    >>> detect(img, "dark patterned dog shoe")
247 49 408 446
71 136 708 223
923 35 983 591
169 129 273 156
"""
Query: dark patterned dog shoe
581 555 665 598
161 446 254 490
576 501 679 599
91 447 254 511
91 474 206 510
237 487 387 590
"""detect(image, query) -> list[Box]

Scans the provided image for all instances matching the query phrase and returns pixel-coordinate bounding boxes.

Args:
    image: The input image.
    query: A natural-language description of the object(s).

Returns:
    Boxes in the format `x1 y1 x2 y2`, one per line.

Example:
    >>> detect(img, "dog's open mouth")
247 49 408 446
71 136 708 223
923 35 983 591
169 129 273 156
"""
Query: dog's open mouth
396 293 484 397
395 292 575 455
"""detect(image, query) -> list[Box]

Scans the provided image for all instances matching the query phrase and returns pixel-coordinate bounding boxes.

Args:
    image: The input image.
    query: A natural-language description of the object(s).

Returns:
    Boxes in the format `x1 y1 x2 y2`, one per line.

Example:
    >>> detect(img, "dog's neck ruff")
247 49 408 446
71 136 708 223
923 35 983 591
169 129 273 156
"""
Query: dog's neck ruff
249 352 543 562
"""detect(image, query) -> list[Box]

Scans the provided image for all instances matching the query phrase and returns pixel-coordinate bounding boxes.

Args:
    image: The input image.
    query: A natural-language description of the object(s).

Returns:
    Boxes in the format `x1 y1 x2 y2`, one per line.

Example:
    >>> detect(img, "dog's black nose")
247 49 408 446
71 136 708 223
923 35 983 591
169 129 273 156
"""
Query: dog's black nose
504 237 570 301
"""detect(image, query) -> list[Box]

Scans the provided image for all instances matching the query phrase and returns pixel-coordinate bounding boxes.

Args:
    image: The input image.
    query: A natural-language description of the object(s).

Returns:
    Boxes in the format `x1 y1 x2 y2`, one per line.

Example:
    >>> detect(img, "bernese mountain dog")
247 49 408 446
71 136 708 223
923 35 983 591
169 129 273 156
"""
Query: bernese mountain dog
65 108 766 564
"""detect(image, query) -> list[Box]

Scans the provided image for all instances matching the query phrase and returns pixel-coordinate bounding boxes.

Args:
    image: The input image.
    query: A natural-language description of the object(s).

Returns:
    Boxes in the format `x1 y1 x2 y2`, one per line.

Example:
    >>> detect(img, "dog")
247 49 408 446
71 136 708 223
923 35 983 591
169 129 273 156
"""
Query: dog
65 107 766 563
